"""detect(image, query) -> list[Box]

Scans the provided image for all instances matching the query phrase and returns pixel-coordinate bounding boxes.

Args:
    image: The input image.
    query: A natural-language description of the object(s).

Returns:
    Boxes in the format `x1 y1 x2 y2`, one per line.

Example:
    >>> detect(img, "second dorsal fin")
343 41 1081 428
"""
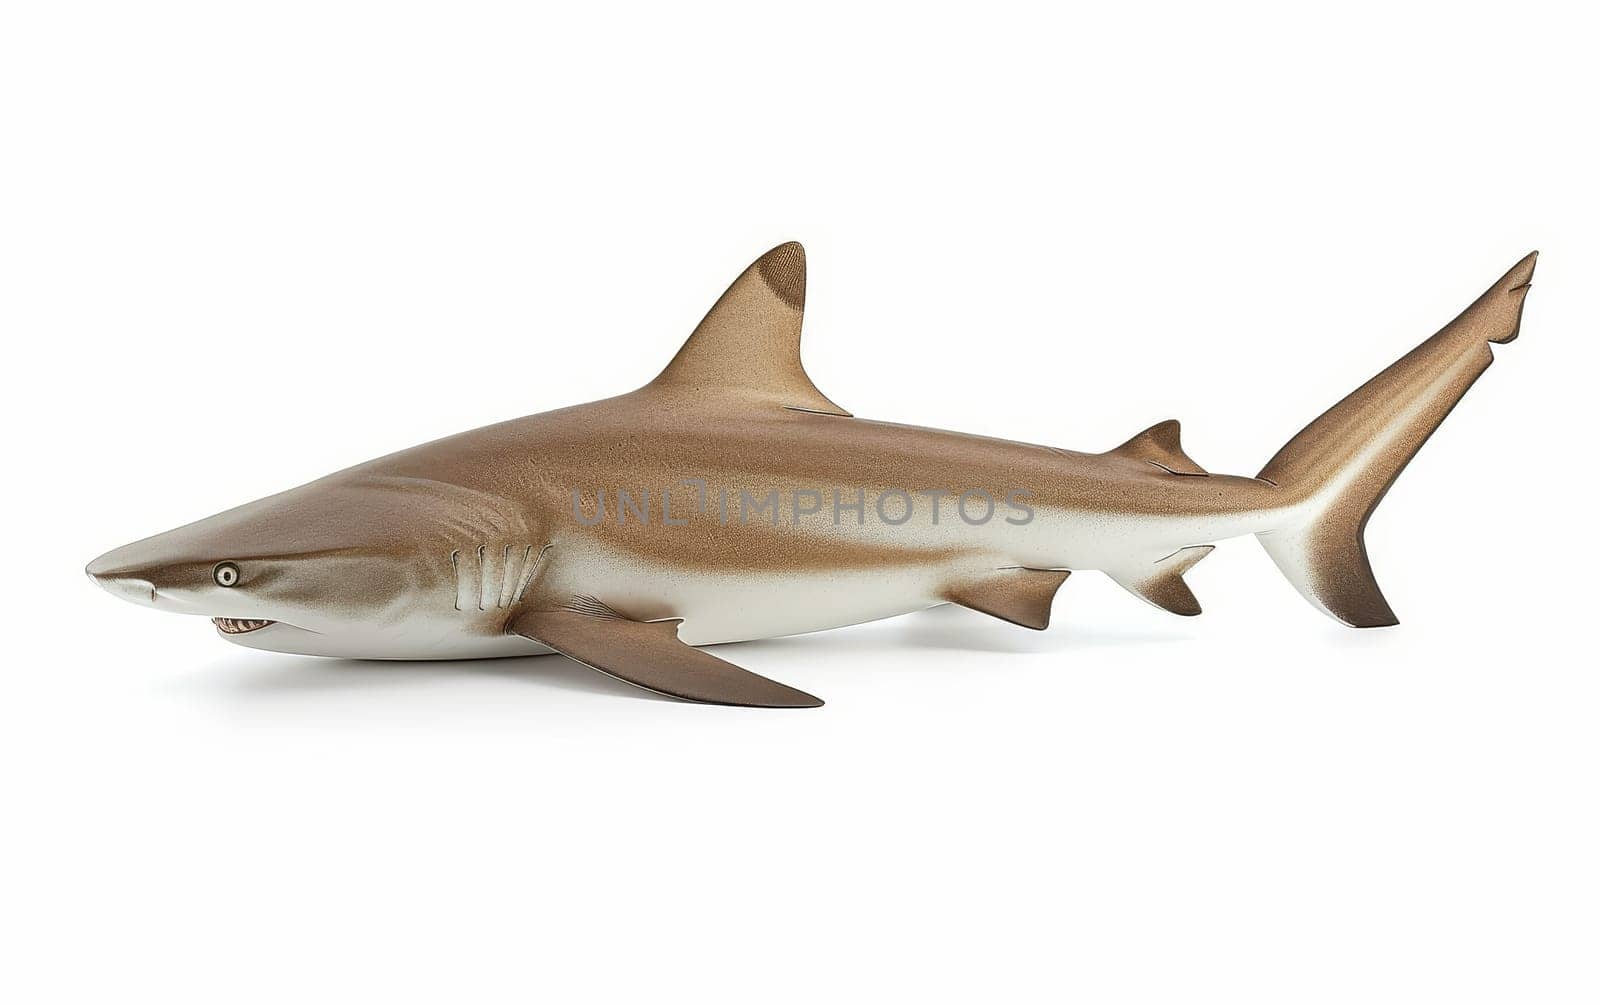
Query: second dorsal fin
1107 419 1208 476
647 242 850 415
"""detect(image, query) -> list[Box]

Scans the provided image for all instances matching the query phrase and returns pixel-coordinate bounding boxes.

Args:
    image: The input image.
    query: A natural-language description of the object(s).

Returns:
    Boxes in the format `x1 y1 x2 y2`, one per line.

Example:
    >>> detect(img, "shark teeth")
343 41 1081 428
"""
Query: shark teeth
213 617 275 635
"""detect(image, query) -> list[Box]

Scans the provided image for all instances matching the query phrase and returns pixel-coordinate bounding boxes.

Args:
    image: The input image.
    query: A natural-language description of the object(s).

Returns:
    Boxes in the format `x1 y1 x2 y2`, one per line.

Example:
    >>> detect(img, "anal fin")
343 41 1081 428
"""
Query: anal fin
943 567 1071 630
1110 545 1214 616
509 599 822 708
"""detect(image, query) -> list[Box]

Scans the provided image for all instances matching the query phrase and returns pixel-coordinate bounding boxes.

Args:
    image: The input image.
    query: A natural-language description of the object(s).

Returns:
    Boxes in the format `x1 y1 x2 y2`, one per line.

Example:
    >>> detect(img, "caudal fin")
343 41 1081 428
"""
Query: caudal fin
1257 252 1536 627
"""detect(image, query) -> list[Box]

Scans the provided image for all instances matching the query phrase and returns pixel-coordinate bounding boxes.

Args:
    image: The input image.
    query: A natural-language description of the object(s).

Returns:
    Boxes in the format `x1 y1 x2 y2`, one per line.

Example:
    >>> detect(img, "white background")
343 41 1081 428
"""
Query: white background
3 2 1596 1002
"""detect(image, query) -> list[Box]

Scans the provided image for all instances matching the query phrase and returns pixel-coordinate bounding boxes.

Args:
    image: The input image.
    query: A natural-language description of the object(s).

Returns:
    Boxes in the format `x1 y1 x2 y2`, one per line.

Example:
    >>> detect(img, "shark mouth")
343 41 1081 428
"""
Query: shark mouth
213 617 276 635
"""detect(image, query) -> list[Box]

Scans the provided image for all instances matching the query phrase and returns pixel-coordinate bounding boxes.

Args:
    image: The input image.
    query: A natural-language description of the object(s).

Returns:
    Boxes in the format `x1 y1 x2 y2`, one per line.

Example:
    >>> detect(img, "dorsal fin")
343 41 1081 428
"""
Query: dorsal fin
1107 419 1207 476
647 242 850 415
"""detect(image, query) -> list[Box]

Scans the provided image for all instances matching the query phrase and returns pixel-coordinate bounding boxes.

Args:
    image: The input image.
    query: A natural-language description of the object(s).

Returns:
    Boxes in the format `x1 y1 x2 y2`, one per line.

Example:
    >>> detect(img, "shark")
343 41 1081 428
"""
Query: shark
87 244 1536 707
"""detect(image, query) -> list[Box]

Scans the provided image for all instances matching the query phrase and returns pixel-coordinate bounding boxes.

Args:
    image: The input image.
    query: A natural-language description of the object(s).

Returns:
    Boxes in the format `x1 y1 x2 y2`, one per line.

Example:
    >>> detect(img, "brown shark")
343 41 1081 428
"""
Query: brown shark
86 244 1537 707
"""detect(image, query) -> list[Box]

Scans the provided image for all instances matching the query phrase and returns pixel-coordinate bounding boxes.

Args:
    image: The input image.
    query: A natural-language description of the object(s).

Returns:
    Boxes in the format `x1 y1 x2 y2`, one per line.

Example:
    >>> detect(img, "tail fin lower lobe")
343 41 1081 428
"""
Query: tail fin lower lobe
1256 252 1536 627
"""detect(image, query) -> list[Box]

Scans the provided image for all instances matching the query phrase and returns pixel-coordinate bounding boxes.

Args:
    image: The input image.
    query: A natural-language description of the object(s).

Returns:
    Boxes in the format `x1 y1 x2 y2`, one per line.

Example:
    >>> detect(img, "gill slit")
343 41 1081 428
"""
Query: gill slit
495 544 518 609
513 544 552 605
476 545 488 611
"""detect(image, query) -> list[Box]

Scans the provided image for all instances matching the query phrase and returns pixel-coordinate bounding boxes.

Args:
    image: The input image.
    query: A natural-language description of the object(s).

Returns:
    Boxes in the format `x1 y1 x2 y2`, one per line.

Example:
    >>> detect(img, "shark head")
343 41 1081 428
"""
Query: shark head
86 469 537 657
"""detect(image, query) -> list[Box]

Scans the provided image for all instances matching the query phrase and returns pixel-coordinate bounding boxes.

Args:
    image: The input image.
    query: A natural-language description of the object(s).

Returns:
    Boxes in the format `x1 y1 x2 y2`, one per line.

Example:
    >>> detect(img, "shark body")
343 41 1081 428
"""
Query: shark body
88 245 1536 706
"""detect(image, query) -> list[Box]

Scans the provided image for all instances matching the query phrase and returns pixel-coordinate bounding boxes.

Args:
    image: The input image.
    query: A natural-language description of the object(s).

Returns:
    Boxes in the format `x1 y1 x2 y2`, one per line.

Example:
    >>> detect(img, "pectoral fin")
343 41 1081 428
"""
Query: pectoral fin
508 599 823 708
943 567 1071 630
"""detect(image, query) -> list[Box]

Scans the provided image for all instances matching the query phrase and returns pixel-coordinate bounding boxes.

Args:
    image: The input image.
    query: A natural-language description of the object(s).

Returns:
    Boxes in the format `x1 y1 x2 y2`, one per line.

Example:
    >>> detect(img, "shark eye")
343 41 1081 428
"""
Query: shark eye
213 562 241 587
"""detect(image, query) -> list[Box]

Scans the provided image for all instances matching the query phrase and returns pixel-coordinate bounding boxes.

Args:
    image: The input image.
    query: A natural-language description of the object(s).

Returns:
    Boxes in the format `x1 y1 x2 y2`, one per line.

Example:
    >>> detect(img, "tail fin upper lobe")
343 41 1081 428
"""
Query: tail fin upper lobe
1257 253 1536 627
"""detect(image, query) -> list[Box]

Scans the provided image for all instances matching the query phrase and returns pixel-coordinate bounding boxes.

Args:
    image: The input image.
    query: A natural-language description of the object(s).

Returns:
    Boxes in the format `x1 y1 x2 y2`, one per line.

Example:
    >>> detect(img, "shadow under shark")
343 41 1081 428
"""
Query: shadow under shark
88 244 1536 707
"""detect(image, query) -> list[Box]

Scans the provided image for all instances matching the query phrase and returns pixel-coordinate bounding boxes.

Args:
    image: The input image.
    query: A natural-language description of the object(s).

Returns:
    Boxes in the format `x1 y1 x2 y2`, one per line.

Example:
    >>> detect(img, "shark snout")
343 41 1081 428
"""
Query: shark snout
86 550 162 608
87 568 159 606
